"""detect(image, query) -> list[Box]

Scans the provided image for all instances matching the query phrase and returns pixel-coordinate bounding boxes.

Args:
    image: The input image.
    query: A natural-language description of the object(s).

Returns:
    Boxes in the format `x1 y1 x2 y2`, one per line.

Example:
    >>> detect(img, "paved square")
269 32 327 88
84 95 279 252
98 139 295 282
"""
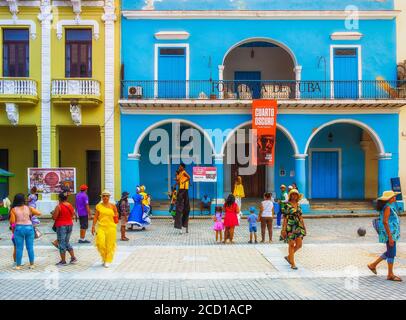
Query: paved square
0 217 405 300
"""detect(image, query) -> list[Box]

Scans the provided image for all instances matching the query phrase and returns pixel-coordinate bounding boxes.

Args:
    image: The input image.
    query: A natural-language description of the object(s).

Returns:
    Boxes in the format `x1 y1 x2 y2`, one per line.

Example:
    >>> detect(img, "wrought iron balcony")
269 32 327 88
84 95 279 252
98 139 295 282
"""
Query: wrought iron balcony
51 78 102 104
121 80 406 101
0 78 38 104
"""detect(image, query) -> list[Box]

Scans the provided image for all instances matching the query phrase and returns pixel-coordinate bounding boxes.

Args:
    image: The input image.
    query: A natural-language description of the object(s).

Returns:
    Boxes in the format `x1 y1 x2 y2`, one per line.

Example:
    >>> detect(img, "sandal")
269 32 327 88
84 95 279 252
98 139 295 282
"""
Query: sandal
367 264 377 275
291 266 298 270
387 275 403 282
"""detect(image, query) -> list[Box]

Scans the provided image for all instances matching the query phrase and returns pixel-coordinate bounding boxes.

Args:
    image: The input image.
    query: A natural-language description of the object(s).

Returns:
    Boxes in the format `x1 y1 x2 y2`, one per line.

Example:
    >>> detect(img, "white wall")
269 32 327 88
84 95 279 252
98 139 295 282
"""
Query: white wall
223 47 295 80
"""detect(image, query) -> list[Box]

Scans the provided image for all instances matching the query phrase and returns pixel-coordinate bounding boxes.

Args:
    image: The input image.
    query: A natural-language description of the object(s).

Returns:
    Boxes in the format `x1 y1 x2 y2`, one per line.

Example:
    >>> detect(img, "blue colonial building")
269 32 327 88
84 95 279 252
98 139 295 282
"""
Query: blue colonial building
119 0 406 213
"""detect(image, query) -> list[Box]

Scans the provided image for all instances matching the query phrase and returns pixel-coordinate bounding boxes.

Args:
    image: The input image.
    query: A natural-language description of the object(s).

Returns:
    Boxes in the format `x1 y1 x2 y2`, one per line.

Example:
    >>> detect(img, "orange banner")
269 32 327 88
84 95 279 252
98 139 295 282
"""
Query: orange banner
252 100 278 166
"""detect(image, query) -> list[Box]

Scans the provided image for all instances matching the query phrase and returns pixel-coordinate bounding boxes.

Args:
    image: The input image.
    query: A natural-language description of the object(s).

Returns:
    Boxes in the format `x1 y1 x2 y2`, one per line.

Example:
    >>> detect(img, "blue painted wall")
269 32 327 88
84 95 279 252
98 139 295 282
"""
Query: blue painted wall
122 19 397 85
120 113 399 199
307 124 365 199
275 129 296 191
123 0 394 11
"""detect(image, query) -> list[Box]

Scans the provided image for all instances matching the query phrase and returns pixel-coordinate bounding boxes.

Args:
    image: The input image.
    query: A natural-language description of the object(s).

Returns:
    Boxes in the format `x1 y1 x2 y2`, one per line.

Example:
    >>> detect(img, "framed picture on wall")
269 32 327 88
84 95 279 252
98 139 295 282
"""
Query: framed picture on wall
279 169 286 177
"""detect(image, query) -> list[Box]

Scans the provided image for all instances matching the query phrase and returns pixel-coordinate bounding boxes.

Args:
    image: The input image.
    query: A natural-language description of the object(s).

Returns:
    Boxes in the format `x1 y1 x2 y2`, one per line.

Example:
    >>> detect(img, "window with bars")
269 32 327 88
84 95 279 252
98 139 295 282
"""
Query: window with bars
3 29 29 77
65 29 92 78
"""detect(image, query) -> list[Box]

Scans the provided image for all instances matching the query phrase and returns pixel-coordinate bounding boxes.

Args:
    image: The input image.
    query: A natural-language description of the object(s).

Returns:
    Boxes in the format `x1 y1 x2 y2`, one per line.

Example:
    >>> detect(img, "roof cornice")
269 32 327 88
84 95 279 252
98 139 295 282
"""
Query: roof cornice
122 10 400 20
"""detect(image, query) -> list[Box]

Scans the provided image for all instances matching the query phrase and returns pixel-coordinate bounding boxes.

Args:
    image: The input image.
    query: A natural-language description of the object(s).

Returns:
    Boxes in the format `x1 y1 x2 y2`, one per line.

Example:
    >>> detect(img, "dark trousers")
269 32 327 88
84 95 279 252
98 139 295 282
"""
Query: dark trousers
175 189 190 229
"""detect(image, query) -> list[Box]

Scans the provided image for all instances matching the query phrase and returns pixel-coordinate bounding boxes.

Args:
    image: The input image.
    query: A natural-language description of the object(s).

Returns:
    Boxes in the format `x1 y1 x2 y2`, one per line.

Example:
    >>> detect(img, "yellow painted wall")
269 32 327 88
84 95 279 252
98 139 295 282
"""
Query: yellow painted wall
396 0 406 198
0 7 41 126
59 125 100 188
362 131 378 199
0 126 37 198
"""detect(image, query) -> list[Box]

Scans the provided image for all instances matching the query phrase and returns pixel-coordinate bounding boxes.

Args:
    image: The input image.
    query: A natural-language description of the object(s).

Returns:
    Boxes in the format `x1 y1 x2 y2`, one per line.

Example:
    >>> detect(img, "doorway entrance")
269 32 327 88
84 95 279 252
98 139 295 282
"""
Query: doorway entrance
86 150 101 205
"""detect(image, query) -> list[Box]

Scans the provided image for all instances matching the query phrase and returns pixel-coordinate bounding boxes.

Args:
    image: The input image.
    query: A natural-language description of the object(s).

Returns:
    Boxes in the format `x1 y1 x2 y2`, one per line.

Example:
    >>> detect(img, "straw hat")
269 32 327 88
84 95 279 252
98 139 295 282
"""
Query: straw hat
280 184 286 189
288 189 302 201
101 189 111 196
378 190 400 201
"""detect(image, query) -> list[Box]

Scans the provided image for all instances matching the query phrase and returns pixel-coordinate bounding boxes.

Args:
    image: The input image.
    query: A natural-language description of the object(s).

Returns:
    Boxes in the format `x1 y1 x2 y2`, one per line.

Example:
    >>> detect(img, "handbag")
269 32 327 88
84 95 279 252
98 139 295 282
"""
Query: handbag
34 227 42 239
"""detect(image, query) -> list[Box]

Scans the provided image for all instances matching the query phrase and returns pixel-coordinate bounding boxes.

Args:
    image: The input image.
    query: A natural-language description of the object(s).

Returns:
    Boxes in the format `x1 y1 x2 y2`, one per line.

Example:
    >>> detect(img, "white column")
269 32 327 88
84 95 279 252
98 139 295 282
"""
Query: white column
102 0 117 198
37 1 57 214
294 65 302 99
265 166 275 196
218 65 224 99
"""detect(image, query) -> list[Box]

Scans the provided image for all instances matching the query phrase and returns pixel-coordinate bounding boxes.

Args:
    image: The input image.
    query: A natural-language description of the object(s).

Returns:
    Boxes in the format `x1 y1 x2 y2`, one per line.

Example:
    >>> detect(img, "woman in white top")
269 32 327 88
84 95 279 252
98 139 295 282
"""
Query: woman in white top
259 192 274 243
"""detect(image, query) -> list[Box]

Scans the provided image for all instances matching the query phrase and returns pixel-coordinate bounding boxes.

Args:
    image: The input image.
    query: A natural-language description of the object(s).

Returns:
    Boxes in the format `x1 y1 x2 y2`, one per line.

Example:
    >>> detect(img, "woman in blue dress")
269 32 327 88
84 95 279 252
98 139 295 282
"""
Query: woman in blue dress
127 186 150 230
368 190 402 282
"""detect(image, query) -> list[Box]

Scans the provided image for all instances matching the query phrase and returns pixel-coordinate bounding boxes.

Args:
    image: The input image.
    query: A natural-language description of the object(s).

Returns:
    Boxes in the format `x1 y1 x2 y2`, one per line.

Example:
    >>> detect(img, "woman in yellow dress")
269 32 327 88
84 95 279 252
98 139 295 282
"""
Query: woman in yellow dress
91 190 119 268
233 176 245 224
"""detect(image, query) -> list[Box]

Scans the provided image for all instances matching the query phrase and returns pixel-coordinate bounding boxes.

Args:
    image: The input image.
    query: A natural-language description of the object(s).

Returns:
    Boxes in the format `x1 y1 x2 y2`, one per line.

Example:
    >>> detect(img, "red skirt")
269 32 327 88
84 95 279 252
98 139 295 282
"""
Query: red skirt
224 212 239 227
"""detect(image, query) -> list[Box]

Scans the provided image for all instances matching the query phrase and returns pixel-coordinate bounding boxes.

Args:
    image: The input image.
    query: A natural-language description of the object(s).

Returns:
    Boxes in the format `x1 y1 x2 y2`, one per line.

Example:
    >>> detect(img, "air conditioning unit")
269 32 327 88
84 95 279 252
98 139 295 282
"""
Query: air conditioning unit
128 86 143 99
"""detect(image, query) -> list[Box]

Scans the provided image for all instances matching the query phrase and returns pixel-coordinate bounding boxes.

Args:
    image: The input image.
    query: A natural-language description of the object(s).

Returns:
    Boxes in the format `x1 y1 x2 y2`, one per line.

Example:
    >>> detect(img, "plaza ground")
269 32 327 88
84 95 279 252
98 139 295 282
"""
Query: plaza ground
0 217 405 300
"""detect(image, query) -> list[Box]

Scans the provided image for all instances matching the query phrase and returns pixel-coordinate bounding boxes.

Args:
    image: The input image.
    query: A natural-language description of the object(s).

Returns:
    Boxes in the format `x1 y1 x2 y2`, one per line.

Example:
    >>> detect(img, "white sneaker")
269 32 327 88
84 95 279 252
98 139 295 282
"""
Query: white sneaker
179 229 183 234
103 263 110 268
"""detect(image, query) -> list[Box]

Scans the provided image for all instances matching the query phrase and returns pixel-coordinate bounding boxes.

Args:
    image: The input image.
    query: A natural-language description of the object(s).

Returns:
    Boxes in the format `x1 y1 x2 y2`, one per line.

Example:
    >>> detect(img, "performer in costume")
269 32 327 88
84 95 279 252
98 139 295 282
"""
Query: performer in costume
140 185 151 223
127 186 150 230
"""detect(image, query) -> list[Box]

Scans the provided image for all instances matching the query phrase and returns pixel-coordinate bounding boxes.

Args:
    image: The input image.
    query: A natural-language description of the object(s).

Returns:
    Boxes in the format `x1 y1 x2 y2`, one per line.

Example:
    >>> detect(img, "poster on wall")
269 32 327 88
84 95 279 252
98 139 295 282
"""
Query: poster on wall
192 166 217 183
391 177 403 200
28 168 76 194
252 100 278 166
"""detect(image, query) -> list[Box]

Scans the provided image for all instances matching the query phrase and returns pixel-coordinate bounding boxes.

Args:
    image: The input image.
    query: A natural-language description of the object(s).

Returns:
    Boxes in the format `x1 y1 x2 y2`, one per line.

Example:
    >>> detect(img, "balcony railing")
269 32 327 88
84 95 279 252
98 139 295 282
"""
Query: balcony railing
0 78 37 96
121 80 406 101
52 79 101 97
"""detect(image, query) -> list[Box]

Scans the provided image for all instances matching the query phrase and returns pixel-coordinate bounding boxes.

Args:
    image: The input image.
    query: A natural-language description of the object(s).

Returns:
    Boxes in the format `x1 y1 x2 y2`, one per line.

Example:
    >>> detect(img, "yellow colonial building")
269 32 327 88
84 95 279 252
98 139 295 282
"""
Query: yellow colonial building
0 0 121 212
396 0 406 199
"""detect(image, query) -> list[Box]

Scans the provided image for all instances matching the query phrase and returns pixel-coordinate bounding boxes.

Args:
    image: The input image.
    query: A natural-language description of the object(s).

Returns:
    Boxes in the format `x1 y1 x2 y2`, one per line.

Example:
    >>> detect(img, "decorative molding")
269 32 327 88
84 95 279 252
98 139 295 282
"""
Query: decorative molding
303 118 385 155
69 103 82 126
102 0 117 23
398 60 406 81
378 152 392 160
103 0 116 197
154 31 190 40
6 0 18 20
56 19 100 40
0 20 37 40
70 0 81 18
52 1 104 7
5 103 18 125
294 153 308 160
122 10 400 20
39 0 53 202
330 31 363 41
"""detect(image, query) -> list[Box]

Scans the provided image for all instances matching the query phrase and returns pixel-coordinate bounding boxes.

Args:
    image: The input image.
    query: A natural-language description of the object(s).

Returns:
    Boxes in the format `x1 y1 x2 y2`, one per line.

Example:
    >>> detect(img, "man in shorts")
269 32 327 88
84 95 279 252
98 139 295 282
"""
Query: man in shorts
76 185 92 244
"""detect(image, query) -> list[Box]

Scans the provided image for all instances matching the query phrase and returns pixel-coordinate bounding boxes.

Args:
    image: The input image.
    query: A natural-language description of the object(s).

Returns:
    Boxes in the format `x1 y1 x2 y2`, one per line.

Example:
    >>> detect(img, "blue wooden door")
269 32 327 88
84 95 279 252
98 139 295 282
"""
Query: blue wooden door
333 48 359 99
311 151 339 199
234 71 261 99
158 48 186 98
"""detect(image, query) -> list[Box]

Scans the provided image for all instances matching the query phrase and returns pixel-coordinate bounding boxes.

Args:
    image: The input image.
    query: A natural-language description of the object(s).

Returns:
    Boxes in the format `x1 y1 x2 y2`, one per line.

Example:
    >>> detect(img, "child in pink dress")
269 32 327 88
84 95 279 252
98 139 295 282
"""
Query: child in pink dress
212 206 224 242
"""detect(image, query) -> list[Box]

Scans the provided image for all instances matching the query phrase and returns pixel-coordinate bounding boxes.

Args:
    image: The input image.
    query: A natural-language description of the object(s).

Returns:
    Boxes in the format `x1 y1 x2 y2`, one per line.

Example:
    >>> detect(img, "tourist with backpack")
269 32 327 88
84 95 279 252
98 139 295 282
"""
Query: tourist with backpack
117 191 130 241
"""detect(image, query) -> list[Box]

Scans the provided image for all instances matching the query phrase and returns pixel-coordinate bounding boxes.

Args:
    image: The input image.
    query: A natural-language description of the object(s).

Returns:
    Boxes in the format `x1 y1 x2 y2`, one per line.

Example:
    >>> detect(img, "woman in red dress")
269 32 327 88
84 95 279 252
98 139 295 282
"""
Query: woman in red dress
223 194 240 244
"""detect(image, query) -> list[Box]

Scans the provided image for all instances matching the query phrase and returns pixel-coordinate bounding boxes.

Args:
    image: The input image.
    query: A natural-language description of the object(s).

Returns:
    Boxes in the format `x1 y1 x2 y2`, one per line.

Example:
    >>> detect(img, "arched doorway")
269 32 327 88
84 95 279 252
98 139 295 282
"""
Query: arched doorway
135 120 216 201
222 38 297 99
305 121 381 200
222 122 298 199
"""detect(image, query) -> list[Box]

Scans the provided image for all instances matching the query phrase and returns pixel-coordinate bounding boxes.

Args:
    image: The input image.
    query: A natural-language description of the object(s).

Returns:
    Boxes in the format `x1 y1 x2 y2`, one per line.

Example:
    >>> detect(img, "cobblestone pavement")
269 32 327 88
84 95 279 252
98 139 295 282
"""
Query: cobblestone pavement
0 217 405 300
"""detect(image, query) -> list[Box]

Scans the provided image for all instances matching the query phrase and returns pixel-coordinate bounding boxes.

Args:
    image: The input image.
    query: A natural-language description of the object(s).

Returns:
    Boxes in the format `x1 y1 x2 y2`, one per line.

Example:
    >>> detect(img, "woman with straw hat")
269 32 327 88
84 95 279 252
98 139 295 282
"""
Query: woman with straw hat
368 190 402 282
281 189 306 270
91 190 119 268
